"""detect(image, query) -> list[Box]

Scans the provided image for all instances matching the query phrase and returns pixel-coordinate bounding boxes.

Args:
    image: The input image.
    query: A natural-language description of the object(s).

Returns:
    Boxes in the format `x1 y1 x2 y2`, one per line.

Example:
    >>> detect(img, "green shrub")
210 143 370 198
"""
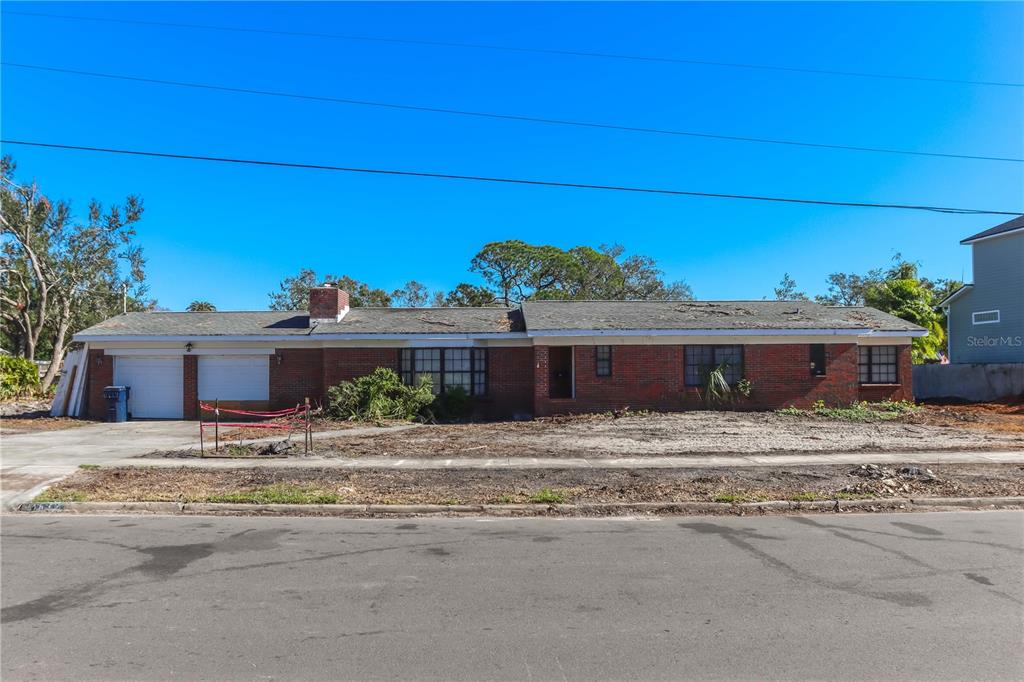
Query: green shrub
776 400 918 422
325 367 435 422
428 385 473 422
0 356 40 400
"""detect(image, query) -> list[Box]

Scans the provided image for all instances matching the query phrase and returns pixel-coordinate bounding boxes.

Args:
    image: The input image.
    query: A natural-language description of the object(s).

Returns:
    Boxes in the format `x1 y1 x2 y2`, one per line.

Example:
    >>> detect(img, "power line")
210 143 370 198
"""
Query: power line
5 9 1022 88
4 139 1020 217
6 62 1019 164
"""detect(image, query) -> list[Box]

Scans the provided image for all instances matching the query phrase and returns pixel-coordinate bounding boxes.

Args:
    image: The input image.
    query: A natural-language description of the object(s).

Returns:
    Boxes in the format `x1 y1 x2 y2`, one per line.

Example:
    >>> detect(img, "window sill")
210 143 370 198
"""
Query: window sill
860 383 901 387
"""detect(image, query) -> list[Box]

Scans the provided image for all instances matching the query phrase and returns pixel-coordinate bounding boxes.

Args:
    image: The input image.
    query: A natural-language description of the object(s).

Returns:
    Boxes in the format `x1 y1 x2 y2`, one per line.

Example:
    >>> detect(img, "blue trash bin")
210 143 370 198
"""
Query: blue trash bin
103 386 130 422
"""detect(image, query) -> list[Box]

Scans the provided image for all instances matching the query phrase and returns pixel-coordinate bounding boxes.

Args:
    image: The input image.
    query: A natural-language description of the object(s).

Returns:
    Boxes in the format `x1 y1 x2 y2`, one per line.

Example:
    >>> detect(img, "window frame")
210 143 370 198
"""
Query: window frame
685 345 744 387
595 345 612 377
858 345 899 385
972 309 1000 325
399 347 488 396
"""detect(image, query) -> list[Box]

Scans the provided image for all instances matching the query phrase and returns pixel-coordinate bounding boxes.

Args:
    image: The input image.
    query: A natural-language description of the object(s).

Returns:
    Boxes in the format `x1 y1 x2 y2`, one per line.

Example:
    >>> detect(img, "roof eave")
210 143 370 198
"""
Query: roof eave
936 284 973 308
960 225 1024 245
525 328 874 337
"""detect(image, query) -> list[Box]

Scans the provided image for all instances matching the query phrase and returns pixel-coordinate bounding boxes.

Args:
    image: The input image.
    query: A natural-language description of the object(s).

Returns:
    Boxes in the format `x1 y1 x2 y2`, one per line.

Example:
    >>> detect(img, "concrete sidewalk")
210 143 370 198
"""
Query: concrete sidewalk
0 421 416 509
107 450 1024 470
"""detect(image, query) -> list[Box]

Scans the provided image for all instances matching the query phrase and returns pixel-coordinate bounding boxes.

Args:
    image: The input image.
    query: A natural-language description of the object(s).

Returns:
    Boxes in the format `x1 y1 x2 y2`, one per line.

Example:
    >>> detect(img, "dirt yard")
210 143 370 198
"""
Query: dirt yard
34 463 1024 505
304 406 1023 458
0 399 88 435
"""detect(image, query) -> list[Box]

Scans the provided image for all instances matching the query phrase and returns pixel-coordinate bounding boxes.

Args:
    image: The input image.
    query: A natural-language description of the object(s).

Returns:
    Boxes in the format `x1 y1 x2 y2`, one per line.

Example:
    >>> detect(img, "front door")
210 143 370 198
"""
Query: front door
548 347 573 399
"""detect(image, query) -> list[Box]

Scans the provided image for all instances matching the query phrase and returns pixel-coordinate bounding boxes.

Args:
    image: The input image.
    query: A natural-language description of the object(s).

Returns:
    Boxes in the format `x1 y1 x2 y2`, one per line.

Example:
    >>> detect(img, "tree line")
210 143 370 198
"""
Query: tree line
2 157 963 391
772 261 960 361
266 241 693 311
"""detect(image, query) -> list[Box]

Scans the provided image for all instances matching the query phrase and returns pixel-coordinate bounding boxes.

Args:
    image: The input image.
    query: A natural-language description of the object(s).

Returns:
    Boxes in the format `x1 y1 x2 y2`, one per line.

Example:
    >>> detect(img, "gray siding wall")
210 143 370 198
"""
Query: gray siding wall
948 231 1024 363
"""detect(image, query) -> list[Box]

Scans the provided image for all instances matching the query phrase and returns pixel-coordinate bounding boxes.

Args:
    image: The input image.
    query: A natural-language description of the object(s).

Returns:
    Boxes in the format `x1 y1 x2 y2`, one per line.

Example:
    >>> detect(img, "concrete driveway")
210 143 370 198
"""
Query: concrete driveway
1 421 197 509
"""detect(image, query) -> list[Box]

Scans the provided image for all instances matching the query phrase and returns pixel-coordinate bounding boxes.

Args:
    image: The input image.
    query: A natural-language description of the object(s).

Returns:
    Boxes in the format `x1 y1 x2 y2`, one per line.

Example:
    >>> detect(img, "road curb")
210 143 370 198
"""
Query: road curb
14 496 1024 517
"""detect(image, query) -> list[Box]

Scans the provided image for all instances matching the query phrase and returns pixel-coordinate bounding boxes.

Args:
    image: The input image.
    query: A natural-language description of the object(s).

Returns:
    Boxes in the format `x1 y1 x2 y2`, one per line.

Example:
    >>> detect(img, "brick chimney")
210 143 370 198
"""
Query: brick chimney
309 285 350 323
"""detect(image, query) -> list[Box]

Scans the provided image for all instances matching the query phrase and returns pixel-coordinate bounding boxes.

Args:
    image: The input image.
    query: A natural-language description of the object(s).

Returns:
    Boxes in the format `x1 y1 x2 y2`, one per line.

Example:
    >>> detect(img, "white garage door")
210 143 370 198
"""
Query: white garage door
113 356 184 419
199 356 270 401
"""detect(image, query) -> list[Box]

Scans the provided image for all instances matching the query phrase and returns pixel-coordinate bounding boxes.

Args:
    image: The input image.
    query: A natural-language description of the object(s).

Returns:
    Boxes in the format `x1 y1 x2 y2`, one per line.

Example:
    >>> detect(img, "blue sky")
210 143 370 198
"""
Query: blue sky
2 1 1022 311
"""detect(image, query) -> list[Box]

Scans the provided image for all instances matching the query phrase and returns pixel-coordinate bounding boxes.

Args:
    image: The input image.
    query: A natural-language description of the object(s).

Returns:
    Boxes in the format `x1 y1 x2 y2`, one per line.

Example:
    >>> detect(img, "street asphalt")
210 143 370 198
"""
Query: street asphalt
2 511 1022 681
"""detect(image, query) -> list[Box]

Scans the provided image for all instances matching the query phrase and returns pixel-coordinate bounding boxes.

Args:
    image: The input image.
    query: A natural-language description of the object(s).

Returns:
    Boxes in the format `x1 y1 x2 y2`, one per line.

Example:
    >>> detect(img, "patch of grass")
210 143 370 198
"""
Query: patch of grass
440 497 464 506
528 488 566 504
33 489 88 502
492 494 517 504
788 491 823 502
78 464 100 470
777 400 918 422
204 484 343 505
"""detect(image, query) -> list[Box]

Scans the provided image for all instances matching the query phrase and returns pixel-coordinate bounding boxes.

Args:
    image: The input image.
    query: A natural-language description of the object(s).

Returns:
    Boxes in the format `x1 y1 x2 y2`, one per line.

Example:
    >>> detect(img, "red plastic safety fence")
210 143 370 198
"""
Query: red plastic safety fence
199 398 311 456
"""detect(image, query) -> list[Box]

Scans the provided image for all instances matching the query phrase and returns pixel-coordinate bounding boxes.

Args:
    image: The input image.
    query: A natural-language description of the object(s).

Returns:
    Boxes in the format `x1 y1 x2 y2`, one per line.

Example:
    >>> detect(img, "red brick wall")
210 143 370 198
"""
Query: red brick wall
745 343 859 409
183 355 198 419
858 345 914 402
322 348 399 391
475 347 534 419
532 346 551 414
535 345 688 416
529 343 913 416
270 349 324 409
84 349 113 420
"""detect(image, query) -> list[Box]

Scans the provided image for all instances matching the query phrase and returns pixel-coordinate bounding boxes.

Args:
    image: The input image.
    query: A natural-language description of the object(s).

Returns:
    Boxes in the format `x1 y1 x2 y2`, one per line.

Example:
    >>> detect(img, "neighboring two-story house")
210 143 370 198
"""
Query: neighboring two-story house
940 215 1024 364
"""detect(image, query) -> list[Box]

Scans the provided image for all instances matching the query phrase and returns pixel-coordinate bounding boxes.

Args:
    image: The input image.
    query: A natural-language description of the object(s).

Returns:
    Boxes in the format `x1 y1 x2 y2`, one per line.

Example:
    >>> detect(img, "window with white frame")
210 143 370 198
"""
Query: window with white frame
399 348 487 395
972 310 1000 325
858 346 898 384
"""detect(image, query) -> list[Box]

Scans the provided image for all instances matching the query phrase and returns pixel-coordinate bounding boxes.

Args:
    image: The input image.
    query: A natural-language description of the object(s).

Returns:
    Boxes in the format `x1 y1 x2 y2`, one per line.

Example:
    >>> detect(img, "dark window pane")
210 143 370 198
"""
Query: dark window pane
685 345 714 386
859 345 898 384
810 344 826 377
596 345 612 376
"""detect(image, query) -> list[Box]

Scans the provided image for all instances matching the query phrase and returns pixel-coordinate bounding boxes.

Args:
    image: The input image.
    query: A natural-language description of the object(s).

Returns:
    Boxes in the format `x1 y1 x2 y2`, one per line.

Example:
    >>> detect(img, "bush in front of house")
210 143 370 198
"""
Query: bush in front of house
325 367 435 422
427 385 473 422
0 356 41 400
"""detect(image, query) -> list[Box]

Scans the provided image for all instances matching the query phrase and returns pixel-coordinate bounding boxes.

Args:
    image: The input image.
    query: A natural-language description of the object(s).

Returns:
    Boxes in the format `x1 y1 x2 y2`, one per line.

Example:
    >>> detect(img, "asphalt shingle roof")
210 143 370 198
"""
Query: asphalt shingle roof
75 307 521 337
521 300 923 333
75 301 922 338
961 215 1024 244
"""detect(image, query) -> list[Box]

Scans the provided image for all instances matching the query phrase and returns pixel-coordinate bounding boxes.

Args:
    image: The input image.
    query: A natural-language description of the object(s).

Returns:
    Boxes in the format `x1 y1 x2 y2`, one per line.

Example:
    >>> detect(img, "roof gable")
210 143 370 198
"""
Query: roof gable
961 215 1024 244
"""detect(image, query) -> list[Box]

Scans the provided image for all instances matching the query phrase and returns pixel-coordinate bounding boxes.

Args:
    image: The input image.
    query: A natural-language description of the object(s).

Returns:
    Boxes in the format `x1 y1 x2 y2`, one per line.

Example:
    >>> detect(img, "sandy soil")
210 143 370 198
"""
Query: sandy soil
308 408 1023 458
35 463 1024 505
911 400 1024 436
0 399 92 435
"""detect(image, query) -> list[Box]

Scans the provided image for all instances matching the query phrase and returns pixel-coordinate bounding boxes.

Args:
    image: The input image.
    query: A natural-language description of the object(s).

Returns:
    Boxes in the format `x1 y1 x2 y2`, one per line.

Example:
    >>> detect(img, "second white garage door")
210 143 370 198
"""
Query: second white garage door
198 355 270 401
113 356 184 419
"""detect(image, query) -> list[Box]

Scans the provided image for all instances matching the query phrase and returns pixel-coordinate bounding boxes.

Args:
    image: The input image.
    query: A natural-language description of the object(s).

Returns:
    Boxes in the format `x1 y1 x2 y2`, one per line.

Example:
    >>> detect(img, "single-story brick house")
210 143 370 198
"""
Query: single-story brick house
73 286 924 420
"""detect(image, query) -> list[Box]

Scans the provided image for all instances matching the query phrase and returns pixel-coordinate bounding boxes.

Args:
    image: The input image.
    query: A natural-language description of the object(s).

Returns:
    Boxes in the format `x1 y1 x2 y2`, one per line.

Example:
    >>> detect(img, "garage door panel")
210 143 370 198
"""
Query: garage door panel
199 356 270 401
112 356 183 419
